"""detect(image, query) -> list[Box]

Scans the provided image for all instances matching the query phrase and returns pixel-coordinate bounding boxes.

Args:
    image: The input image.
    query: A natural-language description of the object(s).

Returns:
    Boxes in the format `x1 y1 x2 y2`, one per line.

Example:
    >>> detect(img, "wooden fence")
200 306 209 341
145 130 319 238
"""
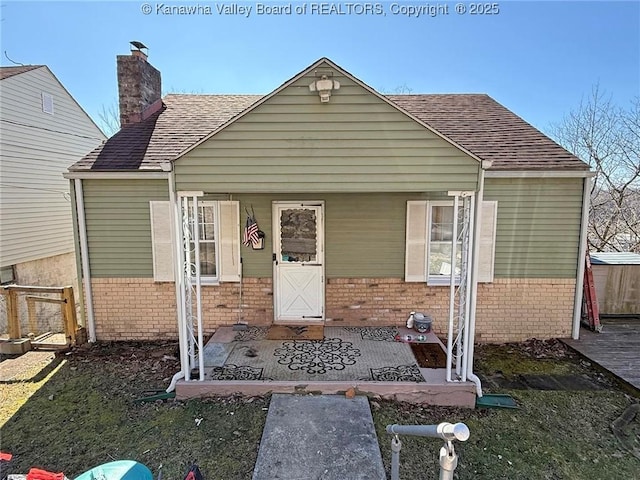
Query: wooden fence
1 285 79 345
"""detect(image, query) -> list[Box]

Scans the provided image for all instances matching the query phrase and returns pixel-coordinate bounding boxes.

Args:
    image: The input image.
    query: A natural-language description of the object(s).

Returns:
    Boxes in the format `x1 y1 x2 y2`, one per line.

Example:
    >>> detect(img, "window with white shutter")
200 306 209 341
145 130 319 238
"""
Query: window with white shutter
218 200 241 282
478 201 497 283
404 200 497 284
405 201 428 282
150 201 174 282
150 200 241 284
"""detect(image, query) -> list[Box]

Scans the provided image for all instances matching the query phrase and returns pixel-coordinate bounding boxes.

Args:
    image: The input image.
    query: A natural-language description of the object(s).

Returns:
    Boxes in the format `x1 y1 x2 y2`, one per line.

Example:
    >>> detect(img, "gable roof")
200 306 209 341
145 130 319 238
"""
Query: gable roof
0 65 44 80
1 64 106 141
70 59 589 172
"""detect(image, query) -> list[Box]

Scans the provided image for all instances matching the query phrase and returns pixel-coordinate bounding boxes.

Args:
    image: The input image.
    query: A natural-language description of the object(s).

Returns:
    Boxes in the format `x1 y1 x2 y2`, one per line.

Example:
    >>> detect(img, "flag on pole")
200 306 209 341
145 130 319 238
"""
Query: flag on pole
243 212 260 247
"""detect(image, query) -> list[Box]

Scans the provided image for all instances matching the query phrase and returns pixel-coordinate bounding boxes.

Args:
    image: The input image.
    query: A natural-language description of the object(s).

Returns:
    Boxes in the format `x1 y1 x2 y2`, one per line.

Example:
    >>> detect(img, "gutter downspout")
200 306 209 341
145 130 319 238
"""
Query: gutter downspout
572 175 592 340
74 179 96 342
466 161 491 397
168 168 188 392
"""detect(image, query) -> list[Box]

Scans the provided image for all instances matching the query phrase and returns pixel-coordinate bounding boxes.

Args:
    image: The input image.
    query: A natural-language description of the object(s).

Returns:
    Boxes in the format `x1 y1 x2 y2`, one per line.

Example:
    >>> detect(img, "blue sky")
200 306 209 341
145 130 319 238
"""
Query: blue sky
1 1 638 134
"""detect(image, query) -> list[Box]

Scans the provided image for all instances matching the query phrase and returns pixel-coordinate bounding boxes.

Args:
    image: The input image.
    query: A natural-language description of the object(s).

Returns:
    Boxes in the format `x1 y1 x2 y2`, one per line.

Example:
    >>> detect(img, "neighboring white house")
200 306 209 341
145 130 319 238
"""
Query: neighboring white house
0 65 105 326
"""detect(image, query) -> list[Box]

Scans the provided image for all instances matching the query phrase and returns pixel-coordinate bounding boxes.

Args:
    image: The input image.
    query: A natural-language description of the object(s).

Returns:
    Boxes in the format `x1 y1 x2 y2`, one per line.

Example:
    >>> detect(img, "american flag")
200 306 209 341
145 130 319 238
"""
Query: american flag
243 215 259 247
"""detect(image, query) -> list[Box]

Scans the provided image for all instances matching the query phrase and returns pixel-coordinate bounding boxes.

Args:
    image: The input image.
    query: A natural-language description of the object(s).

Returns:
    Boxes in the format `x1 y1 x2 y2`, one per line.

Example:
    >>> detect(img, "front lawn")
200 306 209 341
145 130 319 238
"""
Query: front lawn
1 340 638 479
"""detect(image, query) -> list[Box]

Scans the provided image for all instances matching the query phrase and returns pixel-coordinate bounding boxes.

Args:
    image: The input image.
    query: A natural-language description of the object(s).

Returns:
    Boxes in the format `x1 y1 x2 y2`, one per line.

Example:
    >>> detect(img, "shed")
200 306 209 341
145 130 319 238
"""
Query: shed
590 252 640 315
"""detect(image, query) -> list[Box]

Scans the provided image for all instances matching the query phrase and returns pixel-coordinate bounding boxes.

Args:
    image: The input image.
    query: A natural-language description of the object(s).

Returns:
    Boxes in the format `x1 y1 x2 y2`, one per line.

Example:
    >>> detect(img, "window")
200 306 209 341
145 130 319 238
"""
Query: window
150 200 241 283
190 202 218 281
405 200 497 284
1 265 15 285
428 203 464 281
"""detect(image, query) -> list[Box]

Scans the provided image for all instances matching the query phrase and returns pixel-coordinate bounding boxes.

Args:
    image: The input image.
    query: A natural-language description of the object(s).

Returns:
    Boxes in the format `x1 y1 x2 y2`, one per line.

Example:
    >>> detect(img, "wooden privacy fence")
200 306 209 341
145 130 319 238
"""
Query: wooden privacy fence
1 285 79 345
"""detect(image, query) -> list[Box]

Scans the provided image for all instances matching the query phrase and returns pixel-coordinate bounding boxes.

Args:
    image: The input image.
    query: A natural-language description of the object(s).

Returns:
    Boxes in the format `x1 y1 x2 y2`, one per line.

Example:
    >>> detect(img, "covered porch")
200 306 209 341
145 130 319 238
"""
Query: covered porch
170 189 487 407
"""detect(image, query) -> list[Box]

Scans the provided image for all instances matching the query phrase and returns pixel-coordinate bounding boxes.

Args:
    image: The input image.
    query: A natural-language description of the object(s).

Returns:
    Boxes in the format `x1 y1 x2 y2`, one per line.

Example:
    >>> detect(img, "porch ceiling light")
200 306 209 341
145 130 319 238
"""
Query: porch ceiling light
309 75 340 103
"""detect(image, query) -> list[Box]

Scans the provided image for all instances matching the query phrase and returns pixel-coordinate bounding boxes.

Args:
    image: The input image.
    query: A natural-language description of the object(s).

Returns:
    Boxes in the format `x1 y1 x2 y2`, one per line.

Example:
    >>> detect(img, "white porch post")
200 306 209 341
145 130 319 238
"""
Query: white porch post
191 195 205 381
445 191 475 384
461 194 475 382
446 195 459 382
178 191 205 382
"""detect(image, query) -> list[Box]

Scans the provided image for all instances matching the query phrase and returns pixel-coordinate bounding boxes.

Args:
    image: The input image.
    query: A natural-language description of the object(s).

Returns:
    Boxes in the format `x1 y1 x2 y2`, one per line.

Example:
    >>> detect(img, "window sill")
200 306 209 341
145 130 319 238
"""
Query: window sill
427 276 461 287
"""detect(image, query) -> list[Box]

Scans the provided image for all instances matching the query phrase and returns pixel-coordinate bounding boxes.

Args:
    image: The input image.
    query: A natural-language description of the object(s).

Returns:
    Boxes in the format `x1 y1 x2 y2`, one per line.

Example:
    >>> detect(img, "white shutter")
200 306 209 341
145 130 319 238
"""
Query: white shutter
218 200 241 282
478 201 497 283
405 200 428 282
150 201 174 282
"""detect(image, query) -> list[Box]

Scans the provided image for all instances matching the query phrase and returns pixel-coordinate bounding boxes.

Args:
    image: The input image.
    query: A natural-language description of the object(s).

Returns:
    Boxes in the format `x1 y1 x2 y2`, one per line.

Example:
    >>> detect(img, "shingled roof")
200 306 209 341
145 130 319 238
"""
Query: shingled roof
71 92 588 172
388 94 588 170
0 65 44 80
71 94 261 171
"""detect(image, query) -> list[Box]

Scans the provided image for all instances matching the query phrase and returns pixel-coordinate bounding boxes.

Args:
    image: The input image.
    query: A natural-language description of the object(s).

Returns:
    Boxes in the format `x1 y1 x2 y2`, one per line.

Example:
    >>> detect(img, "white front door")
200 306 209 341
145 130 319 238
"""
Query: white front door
273 202 324 322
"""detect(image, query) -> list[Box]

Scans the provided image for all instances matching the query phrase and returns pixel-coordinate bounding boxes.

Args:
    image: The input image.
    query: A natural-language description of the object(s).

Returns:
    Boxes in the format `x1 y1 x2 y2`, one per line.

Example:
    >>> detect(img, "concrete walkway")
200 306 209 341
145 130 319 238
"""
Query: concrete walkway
252 394 386 480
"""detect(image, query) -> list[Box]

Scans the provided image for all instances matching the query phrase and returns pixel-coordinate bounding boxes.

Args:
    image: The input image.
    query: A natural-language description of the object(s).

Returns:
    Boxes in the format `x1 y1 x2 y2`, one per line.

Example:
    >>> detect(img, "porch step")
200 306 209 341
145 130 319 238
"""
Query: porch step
252 394 386 480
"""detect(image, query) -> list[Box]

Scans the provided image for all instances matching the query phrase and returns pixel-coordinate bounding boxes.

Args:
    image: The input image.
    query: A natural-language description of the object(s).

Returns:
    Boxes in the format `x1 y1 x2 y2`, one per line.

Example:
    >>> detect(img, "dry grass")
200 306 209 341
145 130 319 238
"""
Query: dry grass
1 340 638 479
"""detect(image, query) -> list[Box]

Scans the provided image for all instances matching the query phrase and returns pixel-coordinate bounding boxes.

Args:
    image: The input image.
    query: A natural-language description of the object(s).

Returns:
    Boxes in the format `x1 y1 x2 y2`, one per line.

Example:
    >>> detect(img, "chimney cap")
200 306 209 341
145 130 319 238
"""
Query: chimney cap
130 41 148 51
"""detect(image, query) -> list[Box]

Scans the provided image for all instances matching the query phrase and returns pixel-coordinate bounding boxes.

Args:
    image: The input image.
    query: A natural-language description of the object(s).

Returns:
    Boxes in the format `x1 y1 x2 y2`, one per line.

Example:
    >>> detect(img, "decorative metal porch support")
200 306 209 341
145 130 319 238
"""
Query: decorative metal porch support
445 191 475 383
177 191 205 382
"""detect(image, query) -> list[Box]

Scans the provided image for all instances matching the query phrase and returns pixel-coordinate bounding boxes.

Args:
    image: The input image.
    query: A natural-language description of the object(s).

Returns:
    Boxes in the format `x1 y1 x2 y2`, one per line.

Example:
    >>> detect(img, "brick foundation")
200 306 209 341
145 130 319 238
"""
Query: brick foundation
476 278 576 342
325 278 575 342
91 278 273 340
90 277 575 343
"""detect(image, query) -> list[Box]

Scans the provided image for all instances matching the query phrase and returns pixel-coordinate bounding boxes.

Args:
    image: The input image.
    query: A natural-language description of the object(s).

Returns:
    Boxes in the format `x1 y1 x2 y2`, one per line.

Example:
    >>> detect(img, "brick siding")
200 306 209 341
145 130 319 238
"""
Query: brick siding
90 277 575 343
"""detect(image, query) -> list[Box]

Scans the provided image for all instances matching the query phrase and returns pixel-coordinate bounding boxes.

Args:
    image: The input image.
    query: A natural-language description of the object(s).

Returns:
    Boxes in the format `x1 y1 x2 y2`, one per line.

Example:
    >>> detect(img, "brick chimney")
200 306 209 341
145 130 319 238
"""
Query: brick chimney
117 43 162 126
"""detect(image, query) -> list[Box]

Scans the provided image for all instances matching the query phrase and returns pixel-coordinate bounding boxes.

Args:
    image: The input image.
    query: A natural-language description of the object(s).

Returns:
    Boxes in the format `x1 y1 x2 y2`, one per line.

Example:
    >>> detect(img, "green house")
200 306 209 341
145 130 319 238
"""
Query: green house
66 49 591 400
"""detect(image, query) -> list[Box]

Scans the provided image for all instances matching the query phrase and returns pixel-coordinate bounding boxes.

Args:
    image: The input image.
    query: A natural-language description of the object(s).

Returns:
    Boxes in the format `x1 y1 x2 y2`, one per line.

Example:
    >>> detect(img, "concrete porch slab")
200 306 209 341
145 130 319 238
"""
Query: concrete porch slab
177 326 477 407
202 339 235 367
176 379 476 407
252 394 386 480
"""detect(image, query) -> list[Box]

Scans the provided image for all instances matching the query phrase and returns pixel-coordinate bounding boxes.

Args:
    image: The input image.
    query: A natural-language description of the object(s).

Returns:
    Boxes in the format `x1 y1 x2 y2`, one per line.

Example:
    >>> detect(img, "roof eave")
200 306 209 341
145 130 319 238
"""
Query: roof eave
64 169 170 179
485 169 594 178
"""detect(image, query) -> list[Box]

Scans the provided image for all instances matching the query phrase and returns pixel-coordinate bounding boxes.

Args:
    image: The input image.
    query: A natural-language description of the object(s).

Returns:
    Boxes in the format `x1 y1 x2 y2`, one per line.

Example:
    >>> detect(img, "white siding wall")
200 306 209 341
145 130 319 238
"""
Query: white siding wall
0 67 105 266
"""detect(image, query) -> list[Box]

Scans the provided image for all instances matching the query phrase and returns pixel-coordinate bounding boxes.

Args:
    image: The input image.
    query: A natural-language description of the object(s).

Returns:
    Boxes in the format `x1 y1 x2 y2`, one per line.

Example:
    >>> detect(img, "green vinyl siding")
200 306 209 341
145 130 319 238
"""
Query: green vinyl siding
81 178 584 280
235 193 432 278
176 61 480 193
484 177 584 278
83 179 169 277
326 194 407 278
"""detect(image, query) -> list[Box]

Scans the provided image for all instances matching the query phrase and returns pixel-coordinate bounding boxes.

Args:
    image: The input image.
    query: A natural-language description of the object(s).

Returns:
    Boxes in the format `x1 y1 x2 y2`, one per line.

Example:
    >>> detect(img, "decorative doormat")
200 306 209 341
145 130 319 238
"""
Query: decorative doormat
410 342 448 368
213 327 425 382
266 325 324 341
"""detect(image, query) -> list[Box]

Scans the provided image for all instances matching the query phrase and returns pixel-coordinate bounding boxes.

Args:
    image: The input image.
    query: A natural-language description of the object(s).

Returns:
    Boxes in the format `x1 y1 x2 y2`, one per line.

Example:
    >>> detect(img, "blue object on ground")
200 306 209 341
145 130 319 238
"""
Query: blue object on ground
75 460 153 480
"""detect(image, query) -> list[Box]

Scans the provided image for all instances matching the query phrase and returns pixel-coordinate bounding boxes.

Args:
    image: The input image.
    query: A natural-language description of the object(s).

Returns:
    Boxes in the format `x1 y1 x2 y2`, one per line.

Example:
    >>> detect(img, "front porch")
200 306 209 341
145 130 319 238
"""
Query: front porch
170 190 485 408
175 326 477 407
